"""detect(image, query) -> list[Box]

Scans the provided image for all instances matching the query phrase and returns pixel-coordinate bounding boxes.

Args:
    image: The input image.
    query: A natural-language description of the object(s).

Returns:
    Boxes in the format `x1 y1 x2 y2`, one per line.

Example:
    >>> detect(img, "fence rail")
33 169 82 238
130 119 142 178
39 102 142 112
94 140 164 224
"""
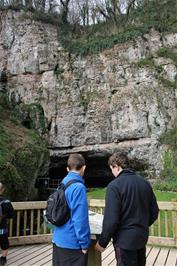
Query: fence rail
88 199 177 247
8 200 177 247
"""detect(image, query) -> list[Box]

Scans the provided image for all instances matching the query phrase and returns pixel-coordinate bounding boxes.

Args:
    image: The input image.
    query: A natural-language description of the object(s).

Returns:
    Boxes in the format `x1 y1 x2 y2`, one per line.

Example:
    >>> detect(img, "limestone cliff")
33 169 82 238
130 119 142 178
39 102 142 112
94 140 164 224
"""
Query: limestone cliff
0 9 177 178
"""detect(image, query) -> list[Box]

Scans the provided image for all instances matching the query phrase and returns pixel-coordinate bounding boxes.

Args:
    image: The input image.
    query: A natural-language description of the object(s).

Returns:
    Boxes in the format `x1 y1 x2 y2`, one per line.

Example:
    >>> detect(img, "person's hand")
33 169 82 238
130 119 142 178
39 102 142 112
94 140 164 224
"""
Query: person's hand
95 242 105 252
82 249 87 254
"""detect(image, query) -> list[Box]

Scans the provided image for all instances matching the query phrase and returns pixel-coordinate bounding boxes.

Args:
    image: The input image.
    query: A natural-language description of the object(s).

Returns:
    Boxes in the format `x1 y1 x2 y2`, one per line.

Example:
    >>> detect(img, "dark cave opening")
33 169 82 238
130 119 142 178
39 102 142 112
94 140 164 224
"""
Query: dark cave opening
35 150 150 200
49 154 114 188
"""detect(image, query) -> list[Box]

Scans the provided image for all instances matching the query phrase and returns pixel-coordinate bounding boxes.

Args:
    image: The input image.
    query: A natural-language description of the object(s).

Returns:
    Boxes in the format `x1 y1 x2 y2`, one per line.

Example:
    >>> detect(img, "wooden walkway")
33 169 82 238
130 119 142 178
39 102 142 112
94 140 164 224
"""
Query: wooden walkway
5 244 177 266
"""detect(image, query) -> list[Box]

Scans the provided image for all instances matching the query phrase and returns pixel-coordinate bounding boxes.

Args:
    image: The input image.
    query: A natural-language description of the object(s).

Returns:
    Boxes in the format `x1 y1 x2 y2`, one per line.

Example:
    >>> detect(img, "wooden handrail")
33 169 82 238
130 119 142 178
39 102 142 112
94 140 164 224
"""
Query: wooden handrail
8 200 177 248
12 201 46 210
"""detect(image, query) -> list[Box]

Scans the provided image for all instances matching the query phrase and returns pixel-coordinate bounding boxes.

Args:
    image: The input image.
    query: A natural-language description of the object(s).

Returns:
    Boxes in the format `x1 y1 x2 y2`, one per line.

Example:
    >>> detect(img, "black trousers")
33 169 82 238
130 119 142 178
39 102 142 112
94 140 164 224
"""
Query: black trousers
114 246 146 266
53 244 88 266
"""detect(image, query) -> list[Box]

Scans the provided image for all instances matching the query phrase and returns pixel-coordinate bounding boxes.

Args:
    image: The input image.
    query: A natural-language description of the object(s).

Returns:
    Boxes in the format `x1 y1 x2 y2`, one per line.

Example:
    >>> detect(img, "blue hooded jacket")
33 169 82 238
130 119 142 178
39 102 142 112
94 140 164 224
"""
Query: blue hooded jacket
52 171 91 249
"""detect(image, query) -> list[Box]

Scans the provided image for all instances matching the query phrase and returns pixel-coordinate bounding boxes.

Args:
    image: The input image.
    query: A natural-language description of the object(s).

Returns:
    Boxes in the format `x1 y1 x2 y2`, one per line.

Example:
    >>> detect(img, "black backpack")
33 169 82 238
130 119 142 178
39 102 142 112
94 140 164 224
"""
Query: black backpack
0 199 9 224
45 179 80 226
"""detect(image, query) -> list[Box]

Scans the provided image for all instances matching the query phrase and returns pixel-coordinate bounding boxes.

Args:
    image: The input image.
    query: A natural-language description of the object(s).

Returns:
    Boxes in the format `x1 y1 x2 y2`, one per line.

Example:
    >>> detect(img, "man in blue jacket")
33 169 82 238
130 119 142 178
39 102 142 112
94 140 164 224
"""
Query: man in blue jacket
52 153 90 266
95 152 159 266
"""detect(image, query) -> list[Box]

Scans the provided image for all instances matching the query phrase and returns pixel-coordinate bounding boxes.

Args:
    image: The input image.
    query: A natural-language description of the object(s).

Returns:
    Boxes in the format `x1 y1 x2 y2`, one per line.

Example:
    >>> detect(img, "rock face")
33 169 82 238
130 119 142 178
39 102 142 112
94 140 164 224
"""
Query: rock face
0 9 177 177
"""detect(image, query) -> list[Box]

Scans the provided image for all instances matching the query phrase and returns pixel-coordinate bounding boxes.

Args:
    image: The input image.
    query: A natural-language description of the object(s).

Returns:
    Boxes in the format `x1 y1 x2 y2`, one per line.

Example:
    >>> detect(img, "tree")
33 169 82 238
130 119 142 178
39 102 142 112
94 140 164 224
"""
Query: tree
60 0 70 24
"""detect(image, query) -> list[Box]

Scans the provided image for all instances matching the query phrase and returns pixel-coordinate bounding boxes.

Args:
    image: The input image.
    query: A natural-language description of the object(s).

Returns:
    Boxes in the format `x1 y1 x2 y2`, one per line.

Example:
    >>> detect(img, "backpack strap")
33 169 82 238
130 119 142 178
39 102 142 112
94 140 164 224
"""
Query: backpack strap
62 179 82 191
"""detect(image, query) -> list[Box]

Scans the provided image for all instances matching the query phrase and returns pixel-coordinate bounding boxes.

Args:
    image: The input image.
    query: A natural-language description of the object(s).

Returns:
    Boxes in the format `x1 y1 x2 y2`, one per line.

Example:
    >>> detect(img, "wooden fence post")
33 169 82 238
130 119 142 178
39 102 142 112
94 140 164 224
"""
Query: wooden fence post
172 199 177 248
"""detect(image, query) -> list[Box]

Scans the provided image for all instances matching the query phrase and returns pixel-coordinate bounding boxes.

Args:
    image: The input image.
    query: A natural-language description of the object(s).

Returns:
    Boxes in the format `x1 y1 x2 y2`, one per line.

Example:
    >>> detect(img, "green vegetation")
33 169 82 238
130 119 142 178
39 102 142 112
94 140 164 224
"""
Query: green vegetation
87 188 177 201
156 123 177 192
61 26 151 56
20 103 47 135
79 90 100 112
0 92 49 201
135 56 154 68
135 47 177 92
87 188 106 200
4 0 176 56
157 47 177 67
59 0 177 55
158 77 177 90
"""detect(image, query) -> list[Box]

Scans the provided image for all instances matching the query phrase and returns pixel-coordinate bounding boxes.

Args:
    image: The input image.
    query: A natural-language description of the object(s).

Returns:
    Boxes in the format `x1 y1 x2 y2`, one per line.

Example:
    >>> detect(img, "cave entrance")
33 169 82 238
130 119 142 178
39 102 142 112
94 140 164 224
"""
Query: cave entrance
35 151 149 199
49 153 114 188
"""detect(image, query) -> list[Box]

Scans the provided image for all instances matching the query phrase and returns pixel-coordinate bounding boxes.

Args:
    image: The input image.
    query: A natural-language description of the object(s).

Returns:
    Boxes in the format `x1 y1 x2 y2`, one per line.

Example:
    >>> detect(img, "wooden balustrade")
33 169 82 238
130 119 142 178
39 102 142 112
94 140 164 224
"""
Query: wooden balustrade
9 201 49 246
8 200 177 247
88 199 177 248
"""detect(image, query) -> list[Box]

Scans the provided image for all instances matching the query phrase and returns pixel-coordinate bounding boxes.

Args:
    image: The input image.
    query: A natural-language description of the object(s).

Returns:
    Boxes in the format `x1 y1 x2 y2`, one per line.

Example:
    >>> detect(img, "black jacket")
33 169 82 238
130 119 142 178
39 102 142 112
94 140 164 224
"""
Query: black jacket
0 196 14 229
98 170 159 250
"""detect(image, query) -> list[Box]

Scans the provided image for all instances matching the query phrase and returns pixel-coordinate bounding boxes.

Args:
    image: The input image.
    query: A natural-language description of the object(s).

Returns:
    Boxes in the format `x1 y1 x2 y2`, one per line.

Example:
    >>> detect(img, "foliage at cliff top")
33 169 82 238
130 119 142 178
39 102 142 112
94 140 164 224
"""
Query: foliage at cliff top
1 0 176 55
60 0 177 55
0 93 49 201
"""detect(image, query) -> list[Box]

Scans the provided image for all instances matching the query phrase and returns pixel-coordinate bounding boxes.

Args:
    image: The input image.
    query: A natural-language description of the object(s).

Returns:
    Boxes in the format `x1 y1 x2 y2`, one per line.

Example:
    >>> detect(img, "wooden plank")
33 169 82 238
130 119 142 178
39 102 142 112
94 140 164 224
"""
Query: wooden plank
8 245 45 264
174 211 177 248
37 253 53 266
8 246 24 255
89 201 177 211
146 247 160 266
158 202 177 211
148 236 175 247
43 216 47 234
158 213 161 237
7 244 175 266
102 244 114 260
102 246 115 266
146 246 152 257
154 248 169 266
102 250 115 266
88 199 105 207
16 211 20 237
9 219 13 237
28 247 53 266
11 200 177 211
9 234 52 246
30 209 34 235
39 258 52 266
150 224 154 236
8 245 37 259
37 209 41 234
164 210 169 237
12 201 46 210
13 244 52 266
165 248 177 266
23 210 27 236
107 258 116 266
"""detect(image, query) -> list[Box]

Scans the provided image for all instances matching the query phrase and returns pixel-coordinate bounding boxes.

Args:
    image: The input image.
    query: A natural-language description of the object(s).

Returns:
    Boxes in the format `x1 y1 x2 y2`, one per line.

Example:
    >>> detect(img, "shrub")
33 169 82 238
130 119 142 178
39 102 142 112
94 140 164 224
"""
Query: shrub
157 47 177 67
157 124 177 192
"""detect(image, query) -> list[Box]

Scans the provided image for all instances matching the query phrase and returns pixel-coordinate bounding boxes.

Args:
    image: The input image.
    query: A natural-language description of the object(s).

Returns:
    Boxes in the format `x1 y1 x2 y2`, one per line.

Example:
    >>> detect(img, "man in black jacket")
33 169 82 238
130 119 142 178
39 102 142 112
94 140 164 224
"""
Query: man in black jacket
0 183 14 266
95 152 159 266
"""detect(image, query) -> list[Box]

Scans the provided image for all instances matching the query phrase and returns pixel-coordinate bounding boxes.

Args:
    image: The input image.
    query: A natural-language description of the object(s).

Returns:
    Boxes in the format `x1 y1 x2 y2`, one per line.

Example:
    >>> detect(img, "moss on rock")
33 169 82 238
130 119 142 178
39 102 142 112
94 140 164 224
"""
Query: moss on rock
0 92 49 201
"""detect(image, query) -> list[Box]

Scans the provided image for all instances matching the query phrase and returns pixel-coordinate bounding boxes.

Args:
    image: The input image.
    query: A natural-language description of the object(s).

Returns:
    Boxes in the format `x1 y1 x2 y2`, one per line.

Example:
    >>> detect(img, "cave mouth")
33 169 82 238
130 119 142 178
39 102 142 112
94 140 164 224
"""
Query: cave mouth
49 153 114 188
36 151 149 199
48 151 149 189
49 150 150 187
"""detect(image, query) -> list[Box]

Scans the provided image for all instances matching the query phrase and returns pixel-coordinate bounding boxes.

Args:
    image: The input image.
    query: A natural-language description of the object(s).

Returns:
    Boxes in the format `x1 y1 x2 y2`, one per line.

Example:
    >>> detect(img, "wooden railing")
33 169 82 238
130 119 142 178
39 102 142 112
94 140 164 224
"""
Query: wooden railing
8 200 177 247
88 199 177 248
9 202 49 246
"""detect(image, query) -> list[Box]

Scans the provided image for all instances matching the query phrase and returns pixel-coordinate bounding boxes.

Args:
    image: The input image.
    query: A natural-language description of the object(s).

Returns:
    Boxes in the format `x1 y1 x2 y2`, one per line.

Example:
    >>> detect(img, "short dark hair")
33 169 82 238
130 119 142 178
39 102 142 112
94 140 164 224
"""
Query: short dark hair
67 153 85 171
108 152 129 168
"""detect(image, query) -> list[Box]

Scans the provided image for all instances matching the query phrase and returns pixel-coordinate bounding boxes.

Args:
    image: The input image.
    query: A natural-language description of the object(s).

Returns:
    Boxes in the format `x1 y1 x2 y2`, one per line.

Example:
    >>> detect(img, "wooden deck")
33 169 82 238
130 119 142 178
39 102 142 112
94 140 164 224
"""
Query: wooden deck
5 244 177 266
